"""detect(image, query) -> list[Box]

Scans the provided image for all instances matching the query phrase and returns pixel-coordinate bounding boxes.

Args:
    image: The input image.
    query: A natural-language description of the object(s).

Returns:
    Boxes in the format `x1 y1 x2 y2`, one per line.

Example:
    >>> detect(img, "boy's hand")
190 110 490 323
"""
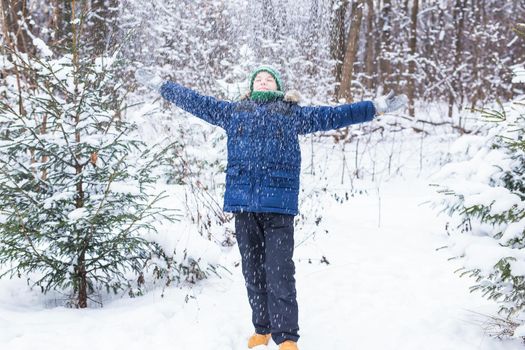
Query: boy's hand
373 91 408 115
134 67 163 91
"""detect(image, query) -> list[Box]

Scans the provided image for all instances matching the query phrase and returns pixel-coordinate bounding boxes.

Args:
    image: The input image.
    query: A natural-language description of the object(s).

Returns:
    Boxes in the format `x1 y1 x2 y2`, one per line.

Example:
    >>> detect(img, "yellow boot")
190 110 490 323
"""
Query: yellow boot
279 340 298 350
247 333 272 348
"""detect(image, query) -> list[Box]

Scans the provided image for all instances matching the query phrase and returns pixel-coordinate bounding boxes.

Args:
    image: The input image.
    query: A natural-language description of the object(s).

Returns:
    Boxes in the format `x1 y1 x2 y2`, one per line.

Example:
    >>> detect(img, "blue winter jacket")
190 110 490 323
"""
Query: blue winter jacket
160 82 376 216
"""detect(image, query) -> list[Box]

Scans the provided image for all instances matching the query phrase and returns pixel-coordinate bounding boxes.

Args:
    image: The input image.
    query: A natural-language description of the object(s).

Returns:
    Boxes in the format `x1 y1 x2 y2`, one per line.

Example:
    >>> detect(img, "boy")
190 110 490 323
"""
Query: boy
158 66 406 350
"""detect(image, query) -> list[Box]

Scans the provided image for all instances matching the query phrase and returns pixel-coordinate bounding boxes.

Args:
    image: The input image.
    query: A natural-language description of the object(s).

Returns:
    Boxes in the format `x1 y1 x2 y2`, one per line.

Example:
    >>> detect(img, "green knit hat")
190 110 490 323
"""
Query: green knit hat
249 65 284 93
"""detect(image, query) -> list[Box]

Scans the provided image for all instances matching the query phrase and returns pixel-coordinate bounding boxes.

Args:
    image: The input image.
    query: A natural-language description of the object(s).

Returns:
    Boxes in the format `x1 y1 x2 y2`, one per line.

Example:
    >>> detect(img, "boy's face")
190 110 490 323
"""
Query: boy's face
253 71 278 92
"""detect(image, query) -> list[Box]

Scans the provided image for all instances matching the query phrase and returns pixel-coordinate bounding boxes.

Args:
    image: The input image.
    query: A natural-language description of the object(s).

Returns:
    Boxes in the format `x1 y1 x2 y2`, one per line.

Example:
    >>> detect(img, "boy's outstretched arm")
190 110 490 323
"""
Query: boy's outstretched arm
293 101 376 135
293 92 407 135
160 81 235 129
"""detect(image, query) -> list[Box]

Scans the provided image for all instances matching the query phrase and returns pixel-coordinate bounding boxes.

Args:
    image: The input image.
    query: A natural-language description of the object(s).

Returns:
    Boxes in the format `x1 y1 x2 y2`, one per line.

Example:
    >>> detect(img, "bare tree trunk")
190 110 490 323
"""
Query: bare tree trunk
398 0 410 89
50 0 73 47
379 0 392 92
364 0 375 92
470 0 487 108
76 250 88 308
407 0 419 117
87 0 119 56
1 0 34 54
305 0 320 77
69 0 88 309
455 0 465 110
373 0 381 93
330 0 349 97
1 1 34 117
338 0 364 102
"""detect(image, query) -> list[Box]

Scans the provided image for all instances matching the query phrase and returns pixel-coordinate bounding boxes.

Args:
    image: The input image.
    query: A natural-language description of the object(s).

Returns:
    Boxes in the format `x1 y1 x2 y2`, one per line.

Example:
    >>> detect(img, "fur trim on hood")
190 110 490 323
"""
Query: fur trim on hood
283 90 301 103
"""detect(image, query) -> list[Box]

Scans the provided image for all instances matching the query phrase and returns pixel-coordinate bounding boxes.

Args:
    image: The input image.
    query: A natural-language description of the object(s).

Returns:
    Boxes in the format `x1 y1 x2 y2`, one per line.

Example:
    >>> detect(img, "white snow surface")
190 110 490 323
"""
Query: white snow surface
0 177 521 349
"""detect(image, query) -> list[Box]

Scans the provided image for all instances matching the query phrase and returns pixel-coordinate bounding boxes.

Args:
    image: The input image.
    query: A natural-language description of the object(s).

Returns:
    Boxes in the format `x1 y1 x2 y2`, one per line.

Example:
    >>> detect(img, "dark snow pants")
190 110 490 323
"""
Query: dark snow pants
234 211 299 345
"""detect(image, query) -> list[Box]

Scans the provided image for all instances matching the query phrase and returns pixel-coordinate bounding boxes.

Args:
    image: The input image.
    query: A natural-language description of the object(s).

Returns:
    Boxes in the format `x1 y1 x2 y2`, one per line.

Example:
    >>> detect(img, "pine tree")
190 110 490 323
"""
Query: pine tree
0 39 177 308
432 89 525 334
431 24 525 337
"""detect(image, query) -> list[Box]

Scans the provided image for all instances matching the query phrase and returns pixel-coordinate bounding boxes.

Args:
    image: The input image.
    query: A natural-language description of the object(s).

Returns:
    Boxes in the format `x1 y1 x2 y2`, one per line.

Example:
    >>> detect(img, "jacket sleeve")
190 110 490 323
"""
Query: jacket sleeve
292 101 376 135
160 81 234 129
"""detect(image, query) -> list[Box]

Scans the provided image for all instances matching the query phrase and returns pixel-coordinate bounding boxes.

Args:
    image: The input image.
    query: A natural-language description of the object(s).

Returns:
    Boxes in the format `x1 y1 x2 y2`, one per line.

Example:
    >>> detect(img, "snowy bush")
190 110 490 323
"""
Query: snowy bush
430 97 525 336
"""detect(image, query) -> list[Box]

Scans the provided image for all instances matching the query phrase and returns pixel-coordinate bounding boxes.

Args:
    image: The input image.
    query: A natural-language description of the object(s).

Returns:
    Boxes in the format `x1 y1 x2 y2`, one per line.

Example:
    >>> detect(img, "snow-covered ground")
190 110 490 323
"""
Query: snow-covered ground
1 175 522 350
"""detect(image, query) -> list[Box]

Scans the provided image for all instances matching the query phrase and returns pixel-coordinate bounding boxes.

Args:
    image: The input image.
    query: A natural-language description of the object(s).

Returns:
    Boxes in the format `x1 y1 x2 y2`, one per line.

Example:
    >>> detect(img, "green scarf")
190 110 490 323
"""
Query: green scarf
250 90 285 103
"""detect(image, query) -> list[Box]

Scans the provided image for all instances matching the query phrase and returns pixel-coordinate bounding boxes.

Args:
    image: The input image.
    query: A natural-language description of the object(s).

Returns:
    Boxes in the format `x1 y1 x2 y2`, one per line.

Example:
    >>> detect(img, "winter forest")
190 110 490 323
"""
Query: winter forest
1 0 525 349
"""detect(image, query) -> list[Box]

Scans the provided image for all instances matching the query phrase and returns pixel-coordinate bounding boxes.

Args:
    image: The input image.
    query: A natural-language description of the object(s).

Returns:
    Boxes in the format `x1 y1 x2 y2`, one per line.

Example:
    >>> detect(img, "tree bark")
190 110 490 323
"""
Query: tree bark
338 1 364 102
50 0 73 47
379 0 392 92
87 0 119 56
330 0 349 93
364 0 376 92
407 0 419 117
305 0 320 76
448 0 465 117
1 0 34 54
70 0 87 309
76 250 88 308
